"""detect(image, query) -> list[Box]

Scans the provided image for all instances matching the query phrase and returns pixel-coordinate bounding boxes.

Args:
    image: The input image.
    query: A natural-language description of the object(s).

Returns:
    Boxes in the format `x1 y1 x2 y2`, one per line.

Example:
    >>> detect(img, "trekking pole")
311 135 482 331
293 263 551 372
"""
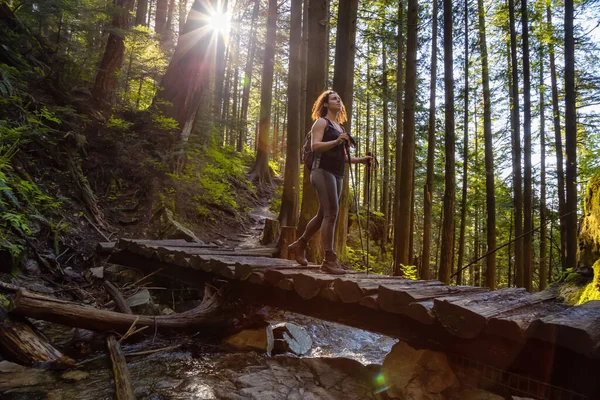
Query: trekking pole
344 143 368 272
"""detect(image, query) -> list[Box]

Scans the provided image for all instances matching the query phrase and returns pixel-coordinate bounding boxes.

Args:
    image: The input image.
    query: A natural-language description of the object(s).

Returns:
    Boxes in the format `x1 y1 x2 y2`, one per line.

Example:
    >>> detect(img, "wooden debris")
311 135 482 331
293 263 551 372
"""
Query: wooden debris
107 335 135 400
10 288 228 333
0 306 74 367
405 301 435 325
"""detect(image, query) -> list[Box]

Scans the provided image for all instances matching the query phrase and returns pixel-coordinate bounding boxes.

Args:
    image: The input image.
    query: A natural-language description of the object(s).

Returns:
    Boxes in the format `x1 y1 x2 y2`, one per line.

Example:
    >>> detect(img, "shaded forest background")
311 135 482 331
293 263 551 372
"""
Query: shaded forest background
1 0 600 295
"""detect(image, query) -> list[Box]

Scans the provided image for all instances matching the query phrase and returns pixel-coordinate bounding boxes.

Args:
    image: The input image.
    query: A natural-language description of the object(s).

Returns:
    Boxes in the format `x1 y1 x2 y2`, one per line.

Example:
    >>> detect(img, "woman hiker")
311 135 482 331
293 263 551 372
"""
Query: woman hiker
288 90 374 275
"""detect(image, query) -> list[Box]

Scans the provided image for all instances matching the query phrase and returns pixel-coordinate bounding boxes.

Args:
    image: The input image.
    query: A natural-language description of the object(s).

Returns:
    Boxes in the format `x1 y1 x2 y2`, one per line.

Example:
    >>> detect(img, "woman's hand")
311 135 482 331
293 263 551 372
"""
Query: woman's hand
337 132 351 146
361 155 375 165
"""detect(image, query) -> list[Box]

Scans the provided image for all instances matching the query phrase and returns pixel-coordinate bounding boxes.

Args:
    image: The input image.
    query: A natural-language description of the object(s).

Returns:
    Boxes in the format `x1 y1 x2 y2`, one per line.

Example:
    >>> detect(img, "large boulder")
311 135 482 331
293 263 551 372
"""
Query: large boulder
381 341 457 399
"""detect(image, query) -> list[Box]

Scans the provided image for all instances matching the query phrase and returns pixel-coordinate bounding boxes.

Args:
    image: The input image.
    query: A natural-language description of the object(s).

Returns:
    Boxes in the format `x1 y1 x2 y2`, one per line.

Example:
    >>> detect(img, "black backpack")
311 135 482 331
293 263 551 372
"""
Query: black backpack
301 130 314 170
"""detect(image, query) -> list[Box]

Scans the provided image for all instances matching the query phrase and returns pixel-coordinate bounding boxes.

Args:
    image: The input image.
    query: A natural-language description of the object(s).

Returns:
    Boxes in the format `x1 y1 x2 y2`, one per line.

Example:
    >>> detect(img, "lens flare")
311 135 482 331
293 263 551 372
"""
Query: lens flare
207 10 231 35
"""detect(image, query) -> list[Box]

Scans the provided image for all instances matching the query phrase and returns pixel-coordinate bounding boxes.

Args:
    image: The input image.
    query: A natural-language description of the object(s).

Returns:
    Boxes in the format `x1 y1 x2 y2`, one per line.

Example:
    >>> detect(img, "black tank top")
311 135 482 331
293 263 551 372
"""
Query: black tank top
315 118 346 178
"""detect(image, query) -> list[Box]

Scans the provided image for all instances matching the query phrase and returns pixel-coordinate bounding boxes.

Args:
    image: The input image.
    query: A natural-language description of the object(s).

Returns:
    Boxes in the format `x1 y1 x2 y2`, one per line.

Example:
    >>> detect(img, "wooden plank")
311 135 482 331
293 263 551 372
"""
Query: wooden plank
276 278 295 291
293 273 337 300
433 287 533 338
527 300 600 358
333 279 380 303
358 295 379 310
154 246 278 258
404 301 435 325
318 285 339 302
122 239 217 248
394 285 490 305
264 268 320 286
484 290 561 342
377 281 452 313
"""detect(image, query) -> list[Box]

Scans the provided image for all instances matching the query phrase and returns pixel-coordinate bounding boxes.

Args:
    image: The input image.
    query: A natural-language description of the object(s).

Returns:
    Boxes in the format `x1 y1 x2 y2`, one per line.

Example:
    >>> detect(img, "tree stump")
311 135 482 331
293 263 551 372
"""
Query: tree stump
260 218 281 245
278 226 296 260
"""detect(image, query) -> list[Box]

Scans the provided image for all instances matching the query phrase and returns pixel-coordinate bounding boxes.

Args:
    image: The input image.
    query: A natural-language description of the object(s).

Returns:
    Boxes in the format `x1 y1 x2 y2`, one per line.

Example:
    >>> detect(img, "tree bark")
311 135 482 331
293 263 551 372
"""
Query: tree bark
238 0 260 152
539 41 548 291
521 0 533 292
547 7 566 271
564 0 577 271
0 307 74 367
297 0 330 263
136 0 149 26
278 0 303 227
509 0 524 288
332 0 359 260
152 0 216 170
478 0 496 289
394 0 417 275
248 0 277 185
422 0 438 281
439 0 456 285
155 0 168 34
11 288 227 333
382 41 390 248
456 0 469 286
393 0 405 267
92 0 135 105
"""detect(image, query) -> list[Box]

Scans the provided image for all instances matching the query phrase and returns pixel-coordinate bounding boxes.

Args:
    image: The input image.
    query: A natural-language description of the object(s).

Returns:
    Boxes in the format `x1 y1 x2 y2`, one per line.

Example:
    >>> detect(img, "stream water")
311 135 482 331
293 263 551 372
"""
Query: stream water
1 308 397 399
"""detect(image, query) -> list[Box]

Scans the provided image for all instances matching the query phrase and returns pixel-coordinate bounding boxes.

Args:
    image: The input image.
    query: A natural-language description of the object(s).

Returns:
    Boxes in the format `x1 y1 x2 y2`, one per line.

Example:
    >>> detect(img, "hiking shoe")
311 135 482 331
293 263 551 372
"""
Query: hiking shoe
288 239 308 266
320 251 346 275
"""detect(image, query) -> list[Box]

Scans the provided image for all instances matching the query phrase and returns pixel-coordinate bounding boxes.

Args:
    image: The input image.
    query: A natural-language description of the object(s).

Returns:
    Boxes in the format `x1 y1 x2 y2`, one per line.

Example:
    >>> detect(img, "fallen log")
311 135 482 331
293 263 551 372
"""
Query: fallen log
103 280 135 400
107 335 135 400
0 306 74 367
10 288 228 333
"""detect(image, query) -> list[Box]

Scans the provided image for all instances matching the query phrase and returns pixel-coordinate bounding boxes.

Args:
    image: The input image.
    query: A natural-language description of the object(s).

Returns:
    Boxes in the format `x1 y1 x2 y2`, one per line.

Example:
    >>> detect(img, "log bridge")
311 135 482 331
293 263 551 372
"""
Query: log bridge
89 240 600 398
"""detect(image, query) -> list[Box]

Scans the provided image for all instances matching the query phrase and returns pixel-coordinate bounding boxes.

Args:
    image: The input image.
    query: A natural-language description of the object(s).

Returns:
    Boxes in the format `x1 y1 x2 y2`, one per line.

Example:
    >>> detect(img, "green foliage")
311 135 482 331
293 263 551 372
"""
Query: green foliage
151 112 179 133
106 116 134 131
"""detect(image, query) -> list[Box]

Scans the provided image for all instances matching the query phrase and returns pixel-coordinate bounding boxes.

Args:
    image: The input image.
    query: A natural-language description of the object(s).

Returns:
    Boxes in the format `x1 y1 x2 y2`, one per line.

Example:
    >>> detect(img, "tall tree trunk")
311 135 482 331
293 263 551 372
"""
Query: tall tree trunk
564 0 577 270
152 0 216 170
278 0 302 227
300 0 309 137
439 0 456 285
382 40 390 247
178 0 188 34
393 0 405 266
478 0 496 289
547 7 566 271
297 0 330 262
155 0 168 34
521 0 533 292
332 0 359 260
509 0 524 288
212 0 229 139
456 0 469 286
422 0 438 281
92 0 135 105
238 0 260 152
136 0 149 26
540 42 547 290
394 0 417 275
163 0 177 41
248 0 277 184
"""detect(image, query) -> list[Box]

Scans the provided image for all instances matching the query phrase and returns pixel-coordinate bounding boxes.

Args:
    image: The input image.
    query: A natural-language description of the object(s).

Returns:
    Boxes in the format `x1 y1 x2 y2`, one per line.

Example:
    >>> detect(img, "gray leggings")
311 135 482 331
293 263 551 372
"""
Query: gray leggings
299 168 343 252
